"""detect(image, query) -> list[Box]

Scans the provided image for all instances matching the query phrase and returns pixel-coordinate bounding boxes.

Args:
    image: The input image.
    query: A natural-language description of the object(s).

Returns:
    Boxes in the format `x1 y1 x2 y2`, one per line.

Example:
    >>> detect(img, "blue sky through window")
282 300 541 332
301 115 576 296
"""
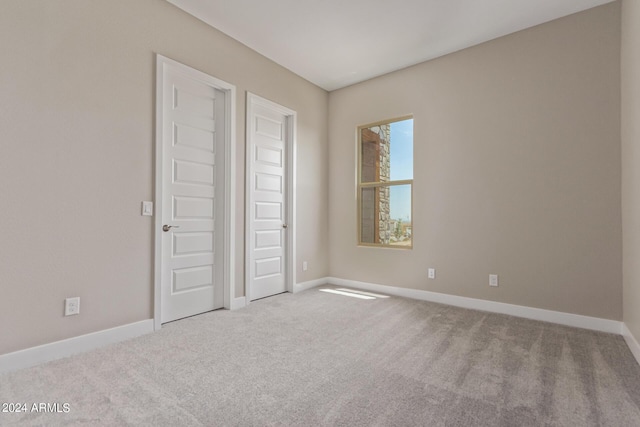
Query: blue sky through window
390 119 413 221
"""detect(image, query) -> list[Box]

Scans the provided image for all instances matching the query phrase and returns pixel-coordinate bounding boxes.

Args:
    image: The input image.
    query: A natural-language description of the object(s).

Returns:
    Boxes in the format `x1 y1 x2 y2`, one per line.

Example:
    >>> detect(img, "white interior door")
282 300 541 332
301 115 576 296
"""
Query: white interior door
159 62 225 323
247 94 296 301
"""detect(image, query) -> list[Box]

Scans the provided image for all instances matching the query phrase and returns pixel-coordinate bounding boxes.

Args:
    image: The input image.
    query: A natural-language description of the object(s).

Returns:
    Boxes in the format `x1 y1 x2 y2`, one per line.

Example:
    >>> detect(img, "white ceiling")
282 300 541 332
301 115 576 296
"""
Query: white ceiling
166 0 615 91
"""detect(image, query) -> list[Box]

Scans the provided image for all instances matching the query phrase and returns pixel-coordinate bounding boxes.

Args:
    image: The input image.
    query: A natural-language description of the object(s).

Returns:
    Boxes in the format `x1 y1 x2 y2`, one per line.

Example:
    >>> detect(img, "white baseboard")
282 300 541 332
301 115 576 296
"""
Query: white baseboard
623 323 640 365
294 277 329 293
4 283 632 375
230 296 247 310
0 319 154 375
326 277 622 335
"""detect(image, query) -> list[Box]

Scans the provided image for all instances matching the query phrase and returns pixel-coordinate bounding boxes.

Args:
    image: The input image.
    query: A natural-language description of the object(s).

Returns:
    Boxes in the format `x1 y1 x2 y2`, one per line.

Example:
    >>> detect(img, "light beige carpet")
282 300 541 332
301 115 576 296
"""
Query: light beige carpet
1 286 639 426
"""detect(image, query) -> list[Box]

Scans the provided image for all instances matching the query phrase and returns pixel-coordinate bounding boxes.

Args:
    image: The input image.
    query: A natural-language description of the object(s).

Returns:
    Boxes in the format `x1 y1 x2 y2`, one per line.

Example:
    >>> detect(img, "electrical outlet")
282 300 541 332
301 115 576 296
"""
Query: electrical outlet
489 274 499 287
303 261 308 271
428 268 436 279
65 297 80 316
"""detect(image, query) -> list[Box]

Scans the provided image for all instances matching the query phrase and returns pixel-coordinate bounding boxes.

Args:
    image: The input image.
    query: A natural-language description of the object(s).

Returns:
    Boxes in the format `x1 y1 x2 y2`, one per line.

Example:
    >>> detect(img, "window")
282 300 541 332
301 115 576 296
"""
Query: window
358 116 413 248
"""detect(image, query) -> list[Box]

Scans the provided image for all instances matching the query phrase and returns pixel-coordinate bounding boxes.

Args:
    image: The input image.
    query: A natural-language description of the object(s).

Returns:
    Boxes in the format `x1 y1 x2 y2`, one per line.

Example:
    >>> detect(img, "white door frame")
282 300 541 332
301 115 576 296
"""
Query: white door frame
245 93 296 303
154 54 236 330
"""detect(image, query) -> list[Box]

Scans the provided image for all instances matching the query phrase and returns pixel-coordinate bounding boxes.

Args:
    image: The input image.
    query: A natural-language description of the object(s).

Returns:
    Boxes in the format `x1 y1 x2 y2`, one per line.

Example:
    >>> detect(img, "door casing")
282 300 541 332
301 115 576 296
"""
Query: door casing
154 54 236 330
245 92 296 303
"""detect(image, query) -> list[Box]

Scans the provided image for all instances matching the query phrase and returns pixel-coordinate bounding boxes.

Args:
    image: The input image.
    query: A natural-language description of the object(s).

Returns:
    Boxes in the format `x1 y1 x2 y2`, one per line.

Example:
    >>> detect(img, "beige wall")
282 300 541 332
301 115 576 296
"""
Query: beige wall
328 3 622 319
0 0 329 355
622 0 640 339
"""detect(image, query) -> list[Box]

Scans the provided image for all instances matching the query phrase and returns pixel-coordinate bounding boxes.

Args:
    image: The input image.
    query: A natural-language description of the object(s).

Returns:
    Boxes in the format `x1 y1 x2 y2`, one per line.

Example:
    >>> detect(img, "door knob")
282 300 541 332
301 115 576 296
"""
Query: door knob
282 224 288 229
162 225 180 232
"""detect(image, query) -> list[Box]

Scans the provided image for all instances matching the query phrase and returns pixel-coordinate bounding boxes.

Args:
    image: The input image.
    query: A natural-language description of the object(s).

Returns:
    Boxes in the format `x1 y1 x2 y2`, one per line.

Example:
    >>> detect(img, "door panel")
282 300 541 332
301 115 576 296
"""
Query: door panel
173 232 214 256
173 160 214 186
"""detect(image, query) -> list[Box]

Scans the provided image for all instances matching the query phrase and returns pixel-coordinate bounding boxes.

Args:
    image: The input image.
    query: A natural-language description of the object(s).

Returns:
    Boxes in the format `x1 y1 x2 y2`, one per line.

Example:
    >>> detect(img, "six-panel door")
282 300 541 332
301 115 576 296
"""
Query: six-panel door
161 68 225 323
248 102 288 301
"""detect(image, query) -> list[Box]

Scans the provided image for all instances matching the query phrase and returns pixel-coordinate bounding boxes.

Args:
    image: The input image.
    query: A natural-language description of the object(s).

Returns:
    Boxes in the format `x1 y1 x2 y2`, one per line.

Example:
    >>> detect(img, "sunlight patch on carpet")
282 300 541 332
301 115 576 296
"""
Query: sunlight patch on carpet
319 288 377 300
335 288 390 298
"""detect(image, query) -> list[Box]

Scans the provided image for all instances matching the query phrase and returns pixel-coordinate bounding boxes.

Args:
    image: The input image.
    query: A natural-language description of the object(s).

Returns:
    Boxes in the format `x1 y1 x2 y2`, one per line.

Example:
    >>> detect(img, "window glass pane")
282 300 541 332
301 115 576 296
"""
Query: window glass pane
360 187 378 244
360 118 413 183
360 184 411 246
389 184 412 246
390 119 413 181
360 127 385 183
